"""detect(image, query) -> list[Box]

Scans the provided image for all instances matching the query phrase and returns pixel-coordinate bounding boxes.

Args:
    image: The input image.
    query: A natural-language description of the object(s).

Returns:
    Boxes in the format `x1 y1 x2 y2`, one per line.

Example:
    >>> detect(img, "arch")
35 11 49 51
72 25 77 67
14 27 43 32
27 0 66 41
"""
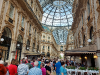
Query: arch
1 26 14 40
2 27 12 38
17 35 23 43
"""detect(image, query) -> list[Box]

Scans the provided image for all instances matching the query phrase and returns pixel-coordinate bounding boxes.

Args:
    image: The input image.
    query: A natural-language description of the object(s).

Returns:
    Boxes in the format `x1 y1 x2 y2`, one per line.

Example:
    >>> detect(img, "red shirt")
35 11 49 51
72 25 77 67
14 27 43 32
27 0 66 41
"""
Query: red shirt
0 64 7 75
9 64 17 75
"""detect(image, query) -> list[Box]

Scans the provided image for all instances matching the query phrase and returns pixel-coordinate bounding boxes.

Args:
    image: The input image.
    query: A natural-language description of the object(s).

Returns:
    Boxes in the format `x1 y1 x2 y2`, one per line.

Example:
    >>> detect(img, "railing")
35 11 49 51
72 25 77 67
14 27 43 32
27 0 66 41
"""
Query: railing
73 45 97 51
8 18 13 24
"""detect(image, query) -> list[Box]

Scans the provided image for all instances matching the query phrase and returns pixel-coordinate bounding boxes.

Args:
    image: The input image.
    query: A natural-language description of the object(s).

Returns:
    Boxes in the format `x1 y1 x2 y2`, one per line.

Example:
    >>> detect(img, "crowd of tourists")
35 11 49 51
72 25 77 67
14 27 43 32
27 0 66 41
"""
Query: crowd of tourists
0 52 83 75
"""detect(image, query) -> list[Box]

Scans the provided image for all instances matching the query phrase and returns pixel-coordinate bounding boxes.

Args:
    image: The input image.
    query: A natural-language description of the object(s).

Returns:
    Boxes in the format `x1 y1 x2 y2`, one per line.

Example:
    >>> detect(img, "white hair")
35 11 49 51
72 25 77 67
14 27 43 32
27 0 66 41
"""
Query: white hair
25 57 27 60
58 59 61 61
0 60 4 64
34 61 38 66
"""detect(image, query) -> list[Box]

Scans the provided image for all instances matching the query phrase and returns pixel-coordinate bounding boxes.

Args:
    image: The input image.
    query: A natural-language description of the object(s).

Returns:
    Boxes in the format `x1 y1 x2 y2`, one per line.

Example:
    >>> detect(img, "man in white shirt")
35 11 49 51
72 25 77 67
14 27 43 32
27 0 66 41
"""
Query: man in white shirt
18 58 29 75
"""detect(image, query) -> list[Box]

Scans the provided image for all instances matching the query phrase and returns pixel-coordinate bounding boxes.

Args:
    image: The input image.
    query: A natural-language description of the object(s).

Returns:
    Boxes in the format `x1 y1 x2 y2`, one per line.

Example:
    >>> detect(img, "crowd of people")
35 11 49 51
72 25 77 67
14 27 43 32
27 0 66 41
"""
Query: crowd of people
0 52 85 75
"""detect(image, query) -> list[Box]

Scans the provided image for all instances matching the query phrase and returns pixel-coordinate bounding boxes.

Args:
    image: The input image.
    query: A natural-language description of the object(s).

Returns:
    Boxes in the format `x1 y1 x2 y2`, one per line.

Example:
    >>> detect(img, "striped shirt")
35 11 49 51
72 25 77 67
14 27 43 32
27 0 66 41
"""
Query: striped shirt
18 63 29 75
28 66 42 75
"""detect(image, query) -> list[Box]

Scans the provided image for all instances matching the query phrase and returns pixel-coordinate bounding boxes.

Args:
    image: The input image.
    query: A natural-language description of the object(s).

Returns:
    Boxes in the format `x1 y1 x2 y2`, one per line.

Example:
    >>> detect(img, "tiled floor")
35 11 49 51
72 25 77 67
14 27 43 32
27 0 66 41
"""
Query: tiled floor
51 72 56 75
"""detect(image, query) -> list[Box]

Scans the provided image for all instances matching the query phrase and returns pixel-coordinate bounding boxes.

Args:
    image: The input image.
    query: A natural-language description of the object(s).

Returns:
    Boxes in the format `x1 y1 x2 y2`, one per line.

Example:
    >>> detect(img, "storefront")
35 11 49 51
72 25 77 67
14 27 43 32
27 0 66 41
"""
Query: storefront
0 27 12 61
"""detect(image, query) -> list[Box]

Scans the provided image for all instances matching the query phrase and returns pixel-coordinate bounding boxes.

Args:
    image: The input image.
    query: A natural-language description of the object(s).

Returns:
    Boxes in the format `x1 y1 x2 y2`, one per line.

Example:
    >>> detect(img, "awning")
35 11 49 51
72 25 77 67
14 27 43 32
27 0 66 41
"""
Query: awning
65 45 97 56
65 50 96 56
0 46 8 50
23 51 40 55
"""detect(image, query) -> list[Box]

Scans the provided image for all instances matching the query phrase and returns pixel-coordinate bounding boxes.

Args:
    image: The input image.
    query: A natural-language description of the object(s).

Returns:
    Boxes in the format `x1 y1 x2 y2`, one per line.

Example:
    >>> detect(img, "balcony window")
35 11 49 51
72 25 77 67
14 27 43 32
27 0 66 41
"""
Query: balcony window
43 46 45 50
21 17 24 28
9 4 14 19
48 46 49 51
82 14 83 25
60 46 63 51
48 37 50 39
43 36 45 38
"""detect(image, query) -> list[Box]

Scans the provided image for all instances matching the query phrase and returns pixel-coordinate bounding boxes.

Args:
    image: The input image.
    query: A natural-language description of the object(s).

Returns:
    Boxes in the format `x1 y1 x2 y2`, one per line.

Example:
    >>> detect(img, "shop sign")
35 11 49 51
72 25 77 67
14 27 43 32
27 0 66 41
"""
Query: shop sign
0 46 8 50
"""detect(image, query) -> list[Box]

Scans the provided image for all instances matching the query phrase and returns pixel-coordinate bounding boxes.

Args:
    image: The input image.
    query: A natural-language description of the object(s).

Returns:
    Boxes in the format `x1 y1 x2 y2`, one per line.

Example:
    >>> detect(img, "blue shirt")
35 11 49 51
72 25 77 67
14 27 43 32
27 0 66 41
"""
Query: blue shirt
18 63 29 75
28 66 42 75
55 61 61 73
38 61 41 68
60 66 67 75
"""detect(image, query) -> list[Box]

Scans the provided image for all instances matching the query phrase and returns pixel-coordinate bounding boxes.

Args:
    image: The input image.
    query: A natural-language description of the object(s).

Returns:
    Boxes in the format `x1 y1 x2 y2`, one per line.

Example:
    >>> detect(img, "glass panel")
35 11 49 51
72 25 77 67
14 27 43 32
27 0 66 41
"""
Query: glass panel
9 4 14 19
21 17 24 28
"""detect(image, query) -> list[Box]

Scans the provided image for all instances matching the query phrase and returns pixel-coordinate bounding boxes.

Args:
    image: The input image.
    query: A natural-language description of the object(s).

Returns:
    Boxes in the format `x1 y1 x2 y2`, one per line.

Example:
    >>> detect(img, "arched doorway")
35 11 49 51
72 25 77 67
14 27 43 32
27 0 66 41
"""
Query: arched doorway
0 27 12 61
15 35 23 62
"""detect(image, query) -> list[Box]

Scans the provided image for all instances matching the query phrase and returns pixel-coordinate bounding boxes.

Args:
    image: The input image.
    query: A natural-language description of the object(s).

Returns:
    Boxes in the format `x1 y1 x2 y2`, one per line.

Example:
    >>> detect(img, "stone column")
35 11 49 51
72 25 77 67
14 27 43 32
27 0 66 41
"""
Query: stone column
21 43 26 59
8 40 17 62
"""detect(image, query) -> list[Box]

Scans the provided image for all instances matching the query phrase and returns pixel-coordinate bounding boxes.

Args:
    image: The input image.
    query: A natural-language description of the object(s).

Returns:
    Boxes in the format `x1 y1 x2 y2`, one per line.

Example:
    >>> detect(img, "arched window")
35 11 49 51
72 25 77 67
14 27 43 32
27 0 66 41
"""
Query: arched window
2 27 12 38
17 35 23 43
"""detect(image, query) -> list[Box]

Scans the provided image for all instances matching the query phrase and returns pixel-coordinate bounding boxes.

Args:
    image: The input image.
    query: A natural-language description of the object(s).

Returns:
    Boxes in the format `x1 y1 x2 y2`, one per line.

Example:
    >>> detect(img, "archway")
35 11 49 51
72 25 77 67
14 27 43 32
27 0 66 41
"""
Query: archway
15 35 23 62
0 27 12 61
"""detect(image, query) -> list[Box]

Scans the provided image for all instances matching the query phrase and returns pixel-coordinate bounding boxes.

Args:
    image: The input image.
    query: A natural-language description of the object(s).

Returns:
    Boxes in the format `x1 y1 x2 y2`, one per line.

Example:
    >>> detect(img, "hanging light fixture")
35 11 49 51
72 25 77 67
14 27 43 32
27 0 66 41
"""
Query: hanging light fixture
94 54 98 59
84 56 87 59
79 57 81 59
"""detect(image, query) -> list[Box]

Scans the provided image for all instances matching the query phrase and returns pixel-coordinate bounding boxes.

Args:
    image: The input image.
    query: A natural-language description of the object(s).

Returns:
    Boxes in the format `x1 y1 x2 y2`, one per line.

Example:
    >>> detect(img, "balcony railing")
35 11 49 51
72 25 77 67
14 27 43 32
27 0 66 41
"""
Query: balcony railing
8 18 13 24
21 27 24 31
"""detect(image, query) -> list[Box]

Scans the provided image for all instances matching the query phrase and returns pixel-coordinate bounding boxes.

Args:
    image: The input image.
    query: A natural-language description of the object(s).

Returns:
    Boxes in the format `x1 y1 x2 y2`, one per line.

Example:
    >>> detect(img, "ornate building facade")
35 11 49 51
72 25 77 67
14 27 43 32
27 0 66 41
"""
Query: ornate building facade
40 26 58 59
72 0 100 71
0 0 44 62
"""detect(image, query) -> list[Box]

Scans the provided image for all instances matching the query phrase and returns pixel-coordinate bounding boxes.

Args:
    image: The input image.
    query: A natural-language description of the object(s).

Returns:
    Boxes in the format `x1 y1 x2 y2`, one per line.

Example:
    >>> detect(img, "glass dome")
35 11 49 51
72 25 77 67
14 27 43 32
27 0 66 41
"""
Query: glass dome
38 0 74 29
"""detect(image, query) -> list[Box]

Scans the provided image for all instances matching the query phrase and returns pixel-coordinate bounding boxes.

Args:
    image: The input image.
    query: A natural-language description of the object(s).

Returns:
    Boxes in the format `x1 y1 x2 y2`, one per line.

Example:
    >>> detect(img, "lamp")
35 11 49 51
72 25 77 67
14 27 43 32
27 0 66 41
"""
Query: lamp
79 57 81 59
84 56 87 59
17 44 20 47
87 39 92 43
27 47 29 50
80 45 83 48
94 54 98 59
0 38 4 42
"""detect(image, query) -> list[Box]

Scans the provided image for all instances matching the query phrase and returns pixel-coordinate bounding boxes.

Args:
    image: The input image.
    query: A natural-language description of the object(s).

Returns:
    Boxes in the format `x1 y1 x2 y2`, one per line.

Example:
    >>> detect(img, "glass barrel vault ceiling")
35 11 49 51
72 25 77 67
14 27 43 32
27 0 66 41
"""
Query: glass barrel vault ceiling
38 0 74 45
39 0 74 29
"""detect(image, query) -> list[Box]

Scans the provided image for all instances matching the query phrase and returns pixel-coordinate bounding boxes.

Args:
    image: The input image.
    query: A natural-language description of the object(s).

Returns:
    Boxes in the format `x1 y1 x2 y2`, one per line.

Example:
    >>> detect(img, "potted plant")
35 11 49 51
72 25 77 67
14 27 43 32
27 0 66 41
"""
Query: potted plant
79 67 86 70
